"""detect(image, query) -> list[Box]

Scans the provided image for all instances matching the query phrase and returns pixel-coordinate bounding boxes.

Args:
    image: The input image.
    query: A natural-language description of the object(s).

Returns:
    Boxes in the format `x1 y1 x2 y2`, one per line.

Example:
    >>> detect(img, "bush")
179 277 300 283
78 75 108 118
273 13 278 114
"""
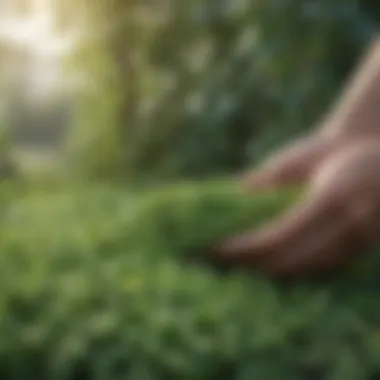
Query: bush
1 181 380 379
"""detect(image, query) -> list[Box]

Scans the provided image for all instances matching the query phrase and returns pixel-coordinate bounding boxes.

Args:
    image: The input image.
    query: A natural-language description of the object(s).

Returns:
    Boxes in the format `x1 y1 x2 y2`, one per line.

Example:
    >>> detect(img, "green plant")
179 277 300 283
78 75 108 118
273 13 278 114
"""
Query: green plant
0 181 379 379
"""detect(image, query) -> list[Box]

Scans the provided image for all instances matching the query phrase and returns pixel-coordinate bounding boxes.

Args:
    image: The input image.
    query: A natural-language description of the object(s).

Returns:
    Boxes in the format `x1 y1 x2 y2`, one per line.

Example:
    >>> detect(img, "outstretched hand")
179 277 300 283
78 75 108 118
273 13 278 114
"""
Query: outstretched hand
215 136 380 278
214 37 380 278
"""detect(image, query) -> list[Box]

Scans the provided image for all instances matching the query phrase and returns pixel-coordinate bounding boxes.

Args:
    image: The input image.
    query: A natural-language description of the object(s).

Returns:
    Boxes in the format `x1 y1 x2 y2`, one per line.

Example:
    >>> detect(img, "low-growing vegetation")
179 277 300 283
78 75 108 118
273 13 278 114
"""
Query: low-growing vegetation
0 182 379 380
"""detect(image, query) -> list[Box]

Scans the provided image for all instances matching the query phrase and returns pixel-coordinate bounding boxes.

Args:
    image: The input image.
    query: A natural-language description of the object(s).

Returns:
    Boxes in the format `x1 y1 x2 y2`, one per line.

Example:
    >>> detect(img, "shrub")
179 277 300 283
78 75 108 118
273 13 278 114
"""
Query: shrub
1 181 380 379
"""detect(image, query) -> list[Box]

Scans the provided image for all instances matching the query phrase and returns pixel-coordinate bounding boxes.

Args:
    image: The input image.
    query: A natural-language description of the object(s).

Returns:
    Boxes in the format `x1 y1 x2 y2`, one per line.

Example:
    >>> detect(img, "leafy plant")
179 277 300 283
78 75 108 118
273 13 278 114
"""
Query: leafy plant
0 181 379 379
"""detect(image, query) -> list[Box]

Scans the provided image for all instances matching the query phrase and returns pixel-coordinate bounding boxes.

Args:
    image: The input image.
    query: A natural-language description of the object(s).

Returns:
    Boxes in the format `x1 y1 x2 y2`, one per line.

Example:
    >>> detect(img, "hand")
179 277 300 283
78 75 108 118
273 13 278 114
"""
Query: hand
215 139 380 278
239 133 337 192
214 37 380 278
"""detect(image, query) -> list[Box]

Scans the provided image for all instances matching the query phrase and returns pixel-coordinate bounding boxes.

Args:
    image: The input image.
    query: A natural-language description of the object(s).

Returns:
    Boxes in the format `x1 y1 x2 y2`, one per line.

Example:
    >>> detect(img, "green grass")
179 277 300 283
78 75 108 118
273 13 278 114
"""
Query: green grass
0 181 380 379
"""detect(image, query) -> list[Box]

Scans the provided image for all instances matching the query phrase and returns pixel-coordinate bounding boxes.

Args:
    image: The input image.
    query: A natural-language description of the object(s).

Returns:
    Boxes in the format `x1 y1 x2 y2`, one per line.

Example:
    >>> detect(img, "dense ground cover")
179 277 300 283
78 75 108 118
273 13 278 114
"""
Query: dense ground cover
0 181 380 379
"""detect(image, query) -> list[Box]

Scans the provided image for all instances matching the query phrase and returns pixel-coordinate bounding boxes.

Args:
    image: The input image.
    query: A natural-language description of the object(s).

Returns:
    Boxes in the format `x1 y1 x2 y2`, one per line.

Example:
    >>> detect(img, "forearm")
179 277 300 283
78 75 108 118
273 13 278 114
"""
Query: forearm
320 36 380 138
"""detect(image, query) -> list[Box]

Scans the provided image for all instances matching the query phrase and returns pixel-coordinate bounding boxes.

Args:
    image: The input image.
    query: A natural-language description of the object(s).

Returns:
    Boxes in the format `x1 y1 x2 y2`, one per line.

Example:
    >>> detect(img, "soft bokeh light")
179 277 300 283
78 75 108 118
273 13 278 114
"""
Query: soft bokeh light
0 0 76 100
0 0 78 175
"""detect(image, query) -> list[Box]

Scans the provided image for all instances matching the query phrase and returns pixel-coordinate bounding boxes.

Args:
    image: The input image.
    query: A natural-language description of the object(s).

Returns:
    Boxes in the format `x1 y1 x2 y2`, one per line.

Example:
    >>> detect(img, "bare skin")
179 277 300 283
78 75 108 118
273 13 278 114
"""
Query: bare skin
215 37 380 278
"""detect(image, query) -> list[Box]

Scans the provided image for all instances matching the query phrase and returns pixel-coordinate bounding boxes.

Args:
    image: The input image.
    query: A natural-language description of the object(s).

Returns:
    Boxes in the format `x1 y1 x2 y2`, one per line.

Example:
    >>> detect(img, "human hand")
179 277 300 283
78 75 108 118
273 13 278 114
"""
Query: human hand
239 133 336 190
215 139 380 278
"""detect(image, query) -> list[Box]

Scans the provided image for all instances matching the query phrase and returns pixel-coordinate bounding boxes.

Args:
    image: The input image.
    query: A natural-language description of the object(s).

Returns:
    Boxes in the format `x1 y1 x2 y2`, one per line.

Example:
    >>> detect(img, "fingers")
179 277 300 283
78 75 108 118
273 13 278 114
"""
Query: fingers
215 191 355 278
216 190 336 264
265 196 380 278
260 209 357 277
241 135 335 191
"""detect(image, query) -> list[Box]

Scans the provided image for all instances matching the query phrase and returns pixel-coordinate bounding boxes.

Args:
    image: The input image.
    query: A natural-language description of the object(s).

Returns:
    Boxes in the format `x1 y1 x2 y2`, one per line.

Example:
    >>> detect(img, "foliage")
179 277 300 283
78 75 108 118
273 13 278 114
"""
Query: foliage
1 181 380 379
0 124 16 179
64 0 379 180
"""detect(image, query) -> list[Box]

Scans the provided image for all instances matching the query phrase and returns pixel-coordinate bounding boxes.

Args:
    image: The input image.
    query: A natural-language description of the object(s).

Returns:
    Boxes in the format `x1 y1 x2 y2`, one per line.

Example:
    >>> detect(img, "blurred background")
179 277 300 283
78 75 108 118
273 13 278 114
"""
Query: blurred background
0 0 379 184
